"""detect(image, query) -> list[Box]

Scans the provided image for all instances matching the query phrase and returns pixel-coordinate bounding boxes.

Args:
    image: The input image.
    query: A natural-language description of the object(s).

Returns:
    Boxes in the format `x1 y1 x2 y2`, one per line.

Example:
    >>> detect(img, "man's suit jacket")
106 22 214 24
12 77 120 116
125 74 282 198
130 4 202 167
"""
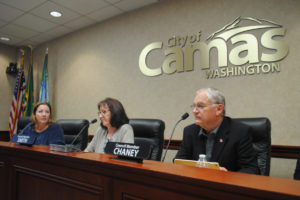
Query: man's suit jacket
175 116 259 174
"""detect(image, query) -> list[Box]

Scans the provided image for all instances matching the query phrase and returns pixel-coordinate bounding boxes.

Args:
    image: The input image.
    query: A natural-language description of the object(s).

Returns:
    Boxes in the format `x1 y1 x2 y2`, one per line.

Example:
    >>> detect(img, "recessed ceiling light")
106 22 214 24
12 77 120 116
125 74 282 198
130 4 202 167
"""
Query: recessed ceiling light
50 11 62 17
0 37 10 41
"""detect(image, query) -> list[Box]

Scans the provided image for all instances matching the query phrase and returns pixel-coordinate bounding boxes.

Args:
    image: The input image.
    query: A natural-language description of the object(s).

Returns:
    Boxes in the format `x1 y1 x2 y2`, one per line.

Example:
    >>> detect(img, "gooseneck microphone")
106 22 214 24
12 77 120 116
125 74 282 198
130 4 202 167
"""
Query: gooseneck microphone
161 113 189 162
50 119 98 152
70 118 97 147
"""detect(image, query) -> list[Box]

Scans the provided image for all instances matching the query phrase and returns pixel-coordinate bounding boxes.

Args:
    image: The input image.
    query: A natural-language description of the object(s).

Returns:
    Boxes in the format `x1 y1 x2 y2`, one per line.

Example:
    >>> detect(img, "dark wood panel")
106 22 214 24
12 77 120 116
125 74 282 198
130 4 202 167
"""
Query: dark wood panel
0 143 113 200
122 193 146 200
1 141 300 200
113 179 206 200
0 131 9 142
113 178 263 200
0 161 5 200
13 165 103 200
16 172 102 200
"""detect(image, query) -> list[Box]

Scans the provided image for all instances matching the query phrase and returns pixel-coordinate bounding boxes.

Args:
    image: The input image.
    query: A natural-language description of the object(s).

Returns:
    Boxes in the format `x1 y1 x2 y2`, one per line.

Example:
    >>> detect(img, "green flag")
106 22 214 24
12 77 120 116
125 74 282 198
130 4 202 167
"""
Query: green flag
23 51 34 116
39 48 49 103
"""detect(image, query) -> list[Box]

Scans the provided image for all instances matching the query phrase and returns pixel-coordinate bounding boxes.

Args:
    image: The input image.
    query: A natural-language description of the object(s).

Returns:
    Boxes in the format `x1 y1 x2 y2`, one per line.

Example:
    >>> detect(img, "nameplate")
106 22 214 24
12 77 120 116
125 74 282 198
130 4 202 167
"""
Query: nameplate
174 159 220 170
104 142 152 163
11 134 36 146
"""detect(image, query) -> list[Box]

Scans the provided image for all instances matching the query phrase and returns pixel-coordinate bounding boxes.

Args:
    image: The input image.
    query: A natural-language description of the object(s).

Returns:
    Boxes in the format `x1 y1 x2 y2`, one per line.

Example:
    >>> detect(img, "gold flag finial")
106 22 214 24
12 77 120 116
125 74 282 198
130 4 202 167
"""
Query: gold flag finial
19 49 25 55
28 45 35 52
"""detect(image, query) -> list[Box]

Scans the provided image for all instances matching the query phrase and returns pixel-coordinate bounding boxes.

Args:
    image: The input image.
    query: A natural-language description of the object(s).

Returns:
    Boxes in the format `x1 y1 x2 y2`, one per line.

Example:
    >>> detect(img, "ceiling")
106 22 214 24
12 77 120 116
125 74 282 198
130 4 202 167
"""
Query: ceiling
0 0 159 47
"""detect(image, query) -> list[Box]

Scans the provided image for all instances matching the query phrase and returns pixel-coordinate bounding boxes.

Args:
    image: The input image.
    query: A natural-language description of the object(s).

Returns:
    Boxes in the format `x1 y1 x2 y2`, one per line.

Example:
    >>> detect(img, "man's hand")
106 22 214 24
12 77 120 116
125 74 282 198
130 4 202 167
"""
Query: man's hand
219 167 228 171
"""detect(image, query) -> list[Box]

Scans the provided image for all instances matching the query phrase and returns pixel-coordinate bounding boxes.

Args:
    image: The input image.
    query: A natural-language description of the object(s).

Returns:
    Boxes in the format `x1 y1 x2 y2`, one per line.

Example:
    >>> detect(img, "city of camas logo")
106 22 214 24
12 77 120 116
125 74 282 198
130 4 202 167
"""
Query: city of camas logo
139 17 289 78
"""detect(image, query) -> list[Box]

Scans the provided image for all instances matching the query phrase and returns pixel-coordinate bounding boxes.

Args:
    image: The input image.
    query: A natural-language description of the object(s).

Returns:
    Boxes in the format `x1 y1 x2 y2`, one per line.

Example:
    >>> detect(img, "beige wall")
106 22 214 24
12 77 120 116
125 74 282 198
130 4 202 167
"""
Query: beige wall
0 45 36 130
0 43 17 129
1 0 299 179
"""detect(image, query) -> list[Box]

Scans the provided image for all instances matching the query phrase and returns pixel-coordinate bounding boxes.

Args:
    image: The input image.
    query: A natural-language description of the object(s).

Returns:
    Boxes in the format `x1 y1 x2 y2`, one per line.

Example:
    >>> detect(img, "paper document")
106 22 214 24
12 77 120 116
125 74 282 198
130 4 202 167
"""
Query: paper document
174 159 220 170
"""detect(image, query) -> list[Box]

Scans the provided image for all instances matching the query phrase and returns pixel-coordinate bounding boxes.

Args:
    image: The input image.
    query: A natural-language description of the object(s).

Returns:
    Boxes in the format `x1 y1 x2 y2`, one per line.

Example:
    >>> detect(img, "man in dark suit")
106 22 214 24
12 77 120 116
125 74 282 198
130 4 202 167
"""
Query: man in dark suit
175 88 259 174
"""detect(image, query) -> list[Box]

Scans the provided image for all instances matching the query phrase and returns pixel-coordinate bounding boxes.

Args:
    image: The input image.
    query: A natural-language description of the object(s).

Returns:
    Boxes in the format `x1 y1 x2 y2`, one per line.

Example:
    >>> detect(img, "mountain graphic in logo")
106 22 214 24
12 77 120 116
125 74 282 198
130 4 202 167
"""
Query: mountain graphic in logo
207 16 281 41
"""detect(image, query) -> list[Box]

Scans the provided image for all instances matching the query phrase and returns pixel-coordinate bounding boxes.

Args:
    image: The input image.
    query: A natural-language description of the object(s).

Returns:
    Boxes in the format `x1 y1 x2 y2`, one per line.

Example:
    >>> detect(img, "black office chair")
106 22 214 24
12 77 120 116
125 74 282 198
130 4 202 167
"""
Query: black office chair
235 117 271 176
57 119 89 151
129 119 165 161
17 116 32 133
294 153 300 180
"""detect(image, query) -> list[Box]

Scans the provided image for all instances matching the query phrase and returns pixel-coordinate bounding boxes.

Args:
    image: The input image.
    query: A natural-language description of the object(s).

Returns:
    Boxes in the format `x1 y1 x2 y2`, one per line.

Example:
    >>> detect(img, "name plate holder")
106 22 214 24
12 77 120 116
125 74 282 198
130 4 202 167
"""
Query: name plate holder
11 134 36 147
50 144 81 152
104 142 152 163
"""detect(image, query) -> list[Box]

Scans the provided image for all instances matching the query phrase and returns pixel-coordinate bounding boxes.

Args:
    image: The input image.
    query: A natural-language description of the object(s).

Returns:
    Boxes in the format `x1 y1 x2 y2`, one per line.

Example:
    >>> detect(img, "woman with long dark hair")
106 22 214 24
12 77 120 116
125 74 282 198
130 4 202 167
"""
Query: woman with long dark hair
84 97 134 153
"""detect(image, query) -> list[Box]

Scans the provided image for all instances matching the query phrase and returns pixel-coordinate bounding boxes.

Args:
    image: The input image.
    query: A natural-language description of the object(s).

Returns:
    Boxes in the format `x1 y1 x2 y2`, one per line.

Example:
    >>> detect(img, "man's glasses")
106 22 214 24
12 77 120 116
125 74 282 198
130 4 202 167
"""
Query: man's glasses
190 104 217 111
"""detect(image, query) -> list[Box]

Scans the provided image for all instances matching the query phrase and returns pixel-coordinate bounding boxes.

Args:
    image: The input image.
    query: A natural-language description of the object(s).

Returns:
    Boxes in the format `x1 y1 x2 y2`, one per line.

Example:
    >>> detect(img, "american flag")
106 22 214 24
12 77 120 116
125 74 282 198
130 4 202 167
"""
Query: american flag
8 57 26 139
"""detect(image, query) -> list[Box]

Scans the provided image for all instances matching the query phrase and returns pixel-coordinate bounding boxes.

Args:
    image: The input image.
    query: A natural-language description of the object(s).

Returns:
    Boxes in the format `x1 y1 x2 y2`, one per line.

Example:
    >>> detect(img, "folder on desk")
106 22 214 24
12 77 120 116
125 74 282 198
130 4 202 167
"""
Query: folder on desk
174 159 220 170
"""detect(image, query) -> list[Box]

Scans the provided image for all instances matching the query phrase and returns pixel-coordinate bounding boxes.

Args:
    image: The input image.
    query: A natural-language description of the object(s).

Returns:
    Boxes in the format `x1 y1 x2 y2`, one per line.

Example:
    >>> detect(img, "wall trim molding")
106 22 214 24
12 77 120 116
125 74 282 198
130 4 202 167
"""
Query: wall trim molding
271 145 300 159
162 139 300 159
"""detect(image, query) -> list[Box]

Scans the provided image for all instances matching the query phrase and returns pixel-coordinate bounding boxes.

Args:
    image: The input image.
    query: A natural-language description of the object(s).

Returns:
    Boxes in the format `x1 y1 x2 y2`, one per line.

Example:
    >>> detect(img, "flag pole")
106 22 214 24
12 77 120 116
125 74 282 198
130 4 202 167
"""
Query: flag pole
23 45 35 116
9 49 25 138
14 49 25 115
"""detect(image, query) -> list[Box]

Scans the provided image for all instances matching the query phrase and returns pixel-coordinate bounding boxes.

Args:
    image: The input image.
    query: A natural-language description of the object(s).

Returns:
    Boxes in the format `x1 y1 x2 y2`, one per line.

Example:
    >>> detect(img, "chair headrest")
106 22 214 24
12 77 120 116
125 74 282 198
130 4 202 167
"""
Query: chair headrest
57 119 89 134
17 116 32 132
235 118 271 142
129 119 165 138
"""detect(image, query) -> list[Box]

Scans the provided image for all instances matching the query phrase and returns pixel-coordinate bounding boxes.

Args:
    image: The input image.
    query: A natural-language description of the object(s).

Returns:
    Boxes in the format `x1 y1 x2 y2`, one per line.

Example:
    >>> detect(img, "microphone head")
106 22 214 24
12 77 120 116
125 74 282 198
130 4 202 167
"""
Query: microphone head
181 113 189 120
90 119 97 124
